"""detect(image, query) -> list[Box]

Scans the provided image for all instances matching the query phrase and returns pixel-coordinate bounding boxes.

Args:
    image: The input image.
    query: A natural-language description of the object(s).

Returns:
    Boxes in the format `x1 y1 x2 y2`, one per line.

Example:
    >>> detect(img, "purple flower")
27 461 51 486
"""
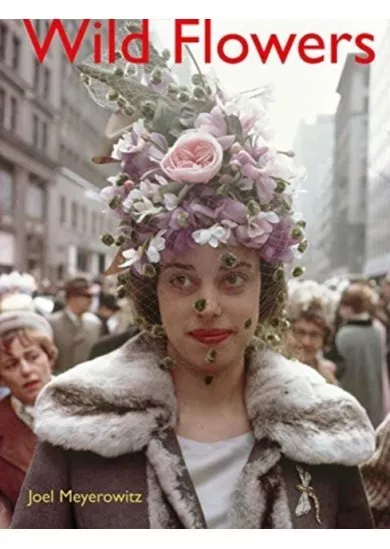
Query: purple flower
260 220 297 264
236 212 279 248
195 107 235 151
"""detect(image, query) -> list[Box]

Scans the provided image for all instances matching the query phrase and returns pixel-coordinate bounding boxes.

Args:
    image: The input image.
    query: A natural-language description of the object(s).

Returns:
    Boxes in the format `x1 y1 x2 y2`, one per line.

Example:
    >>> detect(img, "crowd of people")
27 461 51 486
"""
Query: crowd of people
1 267 389 528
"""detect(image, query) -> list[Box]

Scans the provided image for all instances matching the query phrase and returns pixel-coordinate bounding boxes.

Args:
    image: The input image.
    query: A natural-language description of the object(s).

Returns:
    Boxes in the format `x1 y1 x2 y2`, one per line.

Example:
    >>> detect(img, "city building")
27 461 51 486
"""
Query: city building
47 167 116 283
0 19 111 283
331 53 370 277
365 22 390 277
293 114 334 280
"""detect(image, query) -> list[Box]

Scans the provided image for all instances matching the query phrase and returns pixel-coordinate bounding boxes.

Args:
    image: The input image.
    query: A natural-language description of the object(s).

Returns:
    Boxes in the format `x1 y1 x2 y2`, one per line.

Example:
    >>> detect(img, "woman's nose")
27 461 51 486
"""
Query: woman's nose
19 359 34 375
194 286 222 318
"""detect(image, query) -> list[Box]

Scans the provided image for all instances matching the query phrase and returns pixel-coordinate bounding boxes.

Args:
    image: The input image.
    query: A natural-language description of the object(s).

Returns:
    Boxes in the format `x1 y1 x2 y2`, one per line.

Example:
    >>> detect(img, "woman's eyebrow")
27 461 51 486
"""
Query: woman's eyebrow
220 262 253 271
162 263 196 272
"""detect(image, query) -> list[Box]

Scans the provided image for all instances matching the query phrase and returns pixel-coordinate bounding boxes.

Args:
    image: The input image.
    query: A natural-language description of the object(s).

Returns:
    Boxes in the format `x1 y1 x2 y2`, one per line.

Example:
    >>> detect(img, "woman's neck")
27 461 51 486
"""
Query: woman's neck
170 354 251 442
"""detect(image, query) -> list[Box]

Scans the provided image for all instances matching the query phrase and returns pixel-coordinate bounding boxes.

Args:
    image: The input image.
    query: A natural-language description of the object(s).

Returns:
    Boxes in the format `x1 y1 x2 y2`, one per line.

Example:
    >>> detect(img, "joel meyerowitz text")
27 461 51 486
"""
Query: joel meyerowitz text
22 19 376 65
27 489 143 506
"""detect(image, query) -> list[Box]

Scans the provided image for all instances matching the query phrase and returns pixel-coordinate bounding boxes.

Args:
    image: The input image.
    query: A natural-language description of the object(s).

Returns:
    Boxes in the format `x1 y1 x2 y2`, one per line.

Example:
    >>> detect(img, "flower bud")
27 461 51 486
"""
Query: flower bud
177 91 190 103
116 174 129 186
177 212 190 228
116 285 127 299
109 196 122 210
140 100 156 119
247 200 261 216
193 298 207 313
161 49 171 61
298 240 308 253
292 266 305 278
192 74 203 86
193 86 206 100
205 349 217 364
80 73 90 85
291 226 304 240
115 234 126 247
101 233 115 246
106 89 119 101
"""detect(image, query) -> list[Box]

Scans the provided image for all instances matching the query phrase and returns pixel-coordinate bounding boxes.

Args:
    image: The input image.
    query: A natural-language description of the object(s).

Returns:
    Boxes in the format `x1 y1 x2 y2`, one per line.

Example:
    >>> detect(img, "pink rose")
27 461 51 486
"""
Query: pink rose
160 132 223 184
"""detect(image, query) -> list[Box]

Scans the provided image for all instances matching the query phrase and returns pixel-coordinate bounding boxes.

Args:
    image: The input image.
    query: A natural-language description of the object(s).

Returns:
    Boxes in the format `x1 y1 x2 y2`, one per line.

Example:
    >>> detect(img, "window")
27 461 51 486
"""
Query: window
0 22 8 63
82 206 87 232
26 177 45 220
60 196 66 225
32 114 39 143
43 67 51 99
11 35 20 71
71 201 78 229
33 59 40 90
42 121 48 150
34 20 42 39
92 212 97 235
0 88 5 127
10 97 17 132
0 165 13 214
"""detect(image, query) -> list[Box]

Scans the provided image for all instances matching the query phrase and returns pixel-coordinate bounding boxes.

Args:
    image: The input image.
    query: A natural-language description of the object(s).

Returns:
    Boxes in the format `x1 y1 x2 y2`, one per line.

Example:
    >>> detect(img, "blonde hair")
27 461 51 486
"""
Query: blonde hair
0 328 58 364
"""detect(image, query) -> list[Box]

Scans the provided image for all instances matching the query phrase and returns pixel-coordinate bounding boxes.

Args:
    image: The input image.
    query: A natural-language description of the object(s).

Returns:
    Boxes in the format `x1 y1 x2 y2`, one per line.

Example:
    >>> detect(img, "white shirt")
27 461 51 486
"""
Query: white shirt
178 432 255 528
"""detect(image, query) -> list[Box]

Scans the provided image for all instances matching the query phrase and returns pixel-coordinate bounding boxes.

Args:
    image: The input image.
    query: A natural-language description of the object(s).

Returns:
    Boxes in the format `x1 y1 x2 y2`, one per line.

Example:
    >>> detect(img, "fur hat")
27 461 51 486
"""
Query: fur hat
0 310 53 339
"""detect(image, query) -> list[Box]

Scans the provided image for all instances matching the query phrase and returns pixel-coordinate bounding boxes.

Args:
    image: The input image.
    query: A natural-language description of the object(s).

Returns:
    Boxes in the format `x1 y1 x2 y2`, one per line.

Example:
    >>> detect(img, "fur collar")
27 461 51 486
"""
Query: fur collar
35 333 375 465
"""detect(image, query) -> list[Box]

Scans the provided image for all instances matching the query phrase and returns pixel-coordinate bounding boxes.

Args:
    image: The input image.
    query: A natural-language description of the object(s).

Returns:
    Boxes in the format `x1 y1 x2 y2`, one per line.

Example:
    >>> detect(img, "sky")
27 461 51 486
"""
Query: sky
152 19 388 148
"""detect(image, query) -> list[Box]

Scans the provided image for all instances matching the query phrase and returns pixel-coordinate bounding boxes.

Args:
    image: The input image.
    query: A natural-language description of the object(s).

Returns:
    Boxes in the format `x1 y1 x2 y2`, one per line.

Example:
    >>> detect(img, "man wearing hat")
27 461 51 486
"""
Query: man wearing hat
0 310 55 527
48 277 102 374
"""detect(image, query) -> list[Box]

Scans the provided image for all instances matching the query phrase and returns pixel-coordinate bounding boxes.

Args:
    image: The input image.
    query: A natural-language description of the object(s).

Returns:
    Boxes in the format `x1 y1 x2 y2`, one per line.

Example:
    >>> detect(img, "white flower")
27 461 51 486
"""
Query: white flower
120 247 143 269
123 181 162 212
163 193 179 211
146 230 166 263
132 197 163 223
192 224 231 248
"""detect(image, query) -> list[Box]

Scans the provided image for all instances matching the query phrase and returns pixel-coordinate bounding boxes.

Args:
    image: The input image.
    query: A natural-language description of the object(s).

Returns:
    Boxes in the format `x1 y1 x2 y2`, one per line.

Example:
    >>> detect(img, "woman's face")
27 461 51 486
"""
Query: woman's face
288 317 325 365
157 244 261 375
0 331 53 406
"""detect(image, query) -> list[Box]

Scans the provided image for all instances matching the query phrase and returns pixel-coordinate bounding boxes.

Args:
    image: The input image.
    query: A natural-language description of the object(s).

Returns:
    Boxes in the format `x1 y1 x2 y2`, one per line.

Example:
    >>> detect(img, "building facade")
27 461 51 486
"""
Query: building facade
365 22 390 277
48 167 116 283
293 114 334 280
0 19 62 278
0 19 111 283
331 54 370 277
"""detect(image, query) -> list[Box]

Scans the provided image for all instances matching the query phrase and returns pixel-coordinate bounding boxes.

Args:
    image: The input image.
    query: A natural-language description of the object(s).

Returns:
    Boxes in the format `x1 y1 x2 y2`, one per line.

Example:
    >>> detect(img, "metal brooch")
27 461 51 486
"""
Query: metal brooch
295 465 322 524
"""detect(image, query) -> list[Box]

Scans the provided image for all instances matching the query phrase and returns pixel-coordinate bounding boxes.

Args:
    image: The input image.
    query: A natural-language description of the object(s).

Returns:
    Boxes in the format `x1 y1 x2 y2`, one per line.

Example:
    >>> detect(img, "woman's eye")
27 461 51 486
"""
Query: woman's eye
223 273 247 288
170 274 195 290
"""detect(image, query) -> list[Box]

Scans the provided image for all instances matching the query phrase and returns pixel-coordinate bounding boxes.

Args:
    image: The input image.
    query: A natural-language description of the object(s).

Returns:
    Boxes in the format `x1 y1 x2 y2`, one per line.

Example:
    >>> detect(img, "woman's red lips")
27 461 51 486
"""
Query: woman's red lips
189 330 233 344
23 381 40 391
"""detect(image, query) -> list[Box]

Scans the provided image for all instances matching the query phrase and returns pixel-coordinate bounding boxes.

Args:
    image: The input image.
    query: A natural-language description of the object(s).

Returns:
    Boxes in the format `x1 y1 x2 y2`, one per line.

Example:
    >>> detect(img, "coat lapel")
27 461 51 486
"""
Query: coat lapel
146 429 207 529
229 438 292 528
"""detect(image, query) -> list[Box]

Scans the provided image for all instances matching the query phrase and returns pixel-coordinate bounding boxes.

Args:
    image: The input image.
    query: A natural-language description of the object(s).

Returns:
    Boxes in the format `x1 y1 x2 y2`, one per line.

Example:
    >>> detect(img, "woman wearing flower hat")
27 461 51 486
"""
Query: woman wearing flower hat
12 27 375 529
0 311 56 528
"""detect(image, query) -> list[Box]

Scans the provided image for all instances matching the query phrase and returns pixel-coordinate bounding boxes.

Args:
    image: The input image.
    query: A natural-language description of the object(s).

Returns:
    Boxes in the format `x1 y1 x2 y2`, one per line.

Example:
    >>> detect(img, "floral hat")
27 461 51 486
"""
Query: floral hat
287 279 340 331
77 20 307 359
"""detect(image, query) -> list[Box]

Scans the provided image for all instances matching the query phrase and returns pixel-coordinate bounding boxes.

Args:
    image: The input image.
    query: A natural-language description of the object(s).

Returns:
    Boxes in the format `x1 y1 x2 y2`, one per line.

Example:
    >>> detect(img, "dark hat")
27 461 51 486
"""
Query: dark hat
65 278 95 298
99 292 121 312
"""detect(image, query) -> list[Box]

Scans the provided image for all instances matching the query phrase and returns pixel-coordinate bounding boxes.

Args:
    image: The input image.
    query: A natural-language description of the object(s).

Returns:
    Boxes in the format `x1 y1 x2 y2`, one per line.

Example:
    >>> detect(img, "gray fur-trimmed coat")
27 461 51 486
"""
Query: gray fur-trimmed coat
12 333 376 529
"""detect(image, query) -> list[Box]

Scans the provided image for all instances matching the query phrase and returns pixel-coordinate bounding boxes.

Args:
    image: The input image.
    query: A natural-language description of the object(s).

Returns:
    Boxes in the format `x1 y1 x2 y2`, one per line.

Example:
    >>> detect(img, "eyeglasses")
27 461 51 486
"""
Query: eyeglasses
291 327 324 341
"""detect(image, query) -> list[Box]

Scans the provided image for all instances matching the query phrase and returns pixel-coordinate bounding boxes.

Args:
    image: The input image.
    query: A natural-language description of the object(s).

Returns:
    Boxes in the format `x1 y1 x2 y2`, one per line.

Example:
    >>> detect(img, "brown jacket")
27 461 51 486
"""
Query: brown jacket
0 397 37 528
12 334 376 529
48 310 101 374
